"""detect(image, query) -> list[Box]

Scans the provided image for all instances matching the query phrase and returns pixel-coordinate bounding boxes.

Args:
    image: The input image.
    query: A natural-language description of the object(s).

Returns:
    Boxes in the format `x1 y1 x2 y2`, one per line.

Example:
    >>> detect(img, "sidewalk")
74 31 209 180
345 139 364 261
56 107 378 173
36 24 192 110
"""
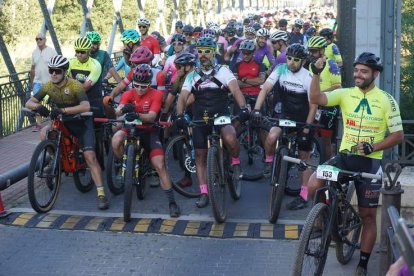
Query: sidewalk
0 125 42 207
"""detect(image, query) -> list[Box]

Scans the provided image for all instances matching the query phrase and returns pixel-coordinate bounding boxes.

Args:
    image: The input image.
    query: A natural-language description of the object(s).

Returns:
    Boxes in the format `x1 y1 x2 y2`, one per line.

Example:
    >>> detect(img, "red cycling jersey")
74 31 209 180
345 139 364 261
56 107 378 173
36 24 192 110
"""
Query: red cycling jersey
235 59 265 95
140 36 161 55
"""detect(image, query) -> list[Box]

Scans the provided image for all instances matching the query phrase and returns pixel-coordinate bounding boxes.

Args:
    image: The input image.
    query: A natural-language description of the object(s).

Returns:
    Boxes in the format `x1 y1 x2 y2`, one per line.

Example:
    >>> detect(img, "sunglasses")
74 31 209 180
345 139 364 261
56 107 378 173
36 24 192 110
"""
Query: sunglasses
75 50 87 54
271 40 280 44
133 82 150 89
183 33 192 36
308 48 320 54
242 51 253 56
138 25 148 29
35 38 44 41
287 56 301 62
197 49 212 54
173 42 184 46
48 68 63 75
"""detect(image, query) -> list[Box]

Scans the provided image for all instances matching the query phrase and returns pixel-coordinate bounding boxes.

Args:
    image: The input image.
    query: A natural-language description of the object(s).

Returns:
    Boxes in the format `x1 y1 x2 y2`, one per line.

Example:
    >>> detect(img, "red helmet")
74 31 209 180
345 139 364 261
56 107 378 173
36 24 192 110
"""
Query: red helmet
129 46 154 64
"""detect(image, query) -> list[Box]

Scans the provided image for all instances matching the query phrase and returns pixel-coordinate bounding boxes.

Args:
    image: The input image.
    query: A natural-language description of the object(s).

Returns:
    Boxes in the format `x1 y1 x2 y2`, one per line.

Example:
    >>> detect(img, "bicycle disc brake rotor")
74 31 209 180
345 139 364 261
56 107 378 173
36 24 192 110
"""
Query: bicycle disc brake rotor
184 156 196 173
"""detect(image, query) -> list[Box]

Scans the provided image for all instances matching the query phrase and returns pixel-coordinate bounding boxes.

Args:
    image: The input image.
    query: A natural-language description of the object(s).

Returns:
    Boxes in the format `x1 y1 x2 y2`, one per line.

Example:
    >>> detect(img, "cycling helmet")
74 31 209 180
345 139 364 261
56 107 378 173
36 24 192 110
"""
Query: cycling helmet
244 26 256 35
235 22 244 37
303 22 311 29
211 25 222 36
48 55 69 71
264 20 273 28
175 20 184 28
306 27 317 35
171 33 185 43
132 64 153 83
278 18 288 27
129 46 154 64
174 52 196 66
194 26 203 33
239 39 256 51
286 43 308 59
243 18 251 25
294 18 304 26
256 28 270 38
353 52 383 72
86 31 101 43
313 20 321 27
224 25 236 36
252 22 261 31
319 28 334 40
74 37 92 51
269 31 288 42
206 21 215 29
137 17 151 26
182 24 194 34
201 28 216 38
307 36 327 49
120 29 141 44
196 36 216 49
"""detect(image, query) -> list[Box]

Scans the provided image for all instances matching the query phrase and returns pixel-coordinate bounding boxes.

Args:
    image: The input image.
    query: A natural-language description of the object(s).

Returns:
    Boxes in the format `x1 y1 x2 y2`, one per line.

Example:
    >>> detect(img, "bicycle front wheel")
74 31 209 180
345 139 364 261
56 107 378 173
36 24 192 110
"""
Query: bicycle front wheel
309 136 326 165
106 145 124 195
28 140 62 213
135 150 148 200
268 146 289 224
165 134 201 198
207 144 227 223
123 144 135 222
293 203 331 276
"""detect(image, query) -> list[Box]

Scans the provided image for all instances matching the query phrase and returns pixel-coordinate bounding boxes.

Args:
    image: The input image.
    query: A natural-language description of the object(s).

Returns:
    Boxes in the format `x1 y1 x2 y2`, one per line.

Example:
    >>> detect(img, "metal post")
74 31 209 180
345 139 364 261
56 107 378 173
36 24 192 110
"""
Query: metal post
80 0 94 36
40 0 56 34
379 163 404 276
38 0 62 54
107 0 124 54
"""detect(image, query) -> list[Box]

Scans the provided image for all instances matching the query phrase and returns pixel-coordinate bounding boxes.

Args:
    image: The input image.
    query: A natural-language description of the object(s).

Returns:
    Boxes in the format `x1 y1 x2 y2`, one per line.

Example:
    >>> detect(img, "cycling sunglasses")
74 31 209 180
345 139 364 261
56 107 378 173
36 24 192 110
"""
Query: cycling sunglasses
287 56 301 62
133 82 150 89
75 50 87 55
49 68 63 75
197 49 212 54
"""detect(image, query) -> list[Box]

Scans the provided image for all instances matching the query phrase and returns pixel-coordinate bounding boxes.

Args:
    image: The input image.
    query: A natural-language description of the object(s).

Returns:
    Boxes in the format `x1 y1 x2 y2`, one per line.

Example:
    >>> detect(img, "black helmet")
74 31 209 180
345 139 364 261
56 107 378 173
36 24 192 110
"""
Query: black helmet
286 43 308 59
171 33 185 43
183 25 194 34
174 53 196 66
194 26 203 33
175 20 184 28
319 28 334 40
278 18 288 27
353 52 383 72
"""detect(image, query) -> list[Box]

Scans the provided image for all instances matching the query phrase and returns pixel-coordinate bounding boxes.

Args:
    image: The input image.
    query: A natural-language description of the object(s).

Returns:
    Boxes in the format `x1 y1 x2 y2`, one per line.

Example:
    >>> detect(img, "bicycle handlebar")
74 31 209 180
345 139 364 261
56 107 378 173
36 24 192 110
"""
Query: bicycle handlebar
94 117 172 127
282 156 382 180
265 117 324 129
21 107 92 117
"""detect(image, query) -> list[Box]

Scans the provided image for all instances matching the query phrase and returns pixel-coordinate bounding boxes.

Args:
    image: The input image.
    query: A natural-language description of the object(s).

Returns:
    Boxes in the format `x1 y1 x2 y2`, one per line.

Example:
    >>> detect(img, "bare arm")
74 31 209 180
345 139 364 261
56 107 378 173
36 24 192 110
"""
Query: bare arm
310 74 328 105
357 130 404 155
138 110 158 123
29 65 35 90
238 73 266 88
108 67 122 83
227 79 246 108
176 89 191 115
253 81 273 110
111 82 127 97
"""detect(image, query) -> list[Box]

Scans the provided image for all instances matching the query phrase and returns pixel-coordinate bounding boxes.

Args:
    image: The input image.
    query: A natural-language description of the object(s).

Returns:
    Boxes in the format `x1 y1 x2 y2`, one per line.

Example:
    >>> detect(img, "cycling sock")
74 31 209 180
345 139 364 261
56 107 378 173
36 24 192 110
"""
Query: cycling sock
265 155 273 163
231 157 240 165
358 251 370 270
96 186 105 197
163 188 176 204
299 185 308 201
200 184 208 194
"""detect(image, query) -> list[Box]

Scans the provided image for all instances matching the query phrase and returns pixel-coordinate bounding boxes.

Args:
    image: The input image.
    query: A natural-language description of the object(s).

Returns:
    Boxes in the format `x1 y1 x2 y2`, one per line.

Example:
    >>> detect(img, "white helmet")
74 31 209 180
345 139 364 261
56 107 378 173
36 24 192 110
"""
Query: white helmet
48 55 69 70
294 18 304 26
270 31 288 42
206 21 216 28
256 28 270 38
137 17 151 26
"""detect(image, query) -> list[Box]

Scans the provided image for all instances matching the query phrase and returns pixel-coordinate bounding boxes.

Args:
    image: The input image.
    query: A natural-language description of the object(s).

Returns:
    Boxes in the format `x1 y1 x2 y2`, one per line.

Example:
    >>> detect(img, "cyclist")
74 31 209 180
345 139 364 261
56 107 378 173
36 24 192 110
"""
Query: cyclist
137 18 161 67
175 36 249 208
307 52 404 276
319 28 343 67
163 34 186 83
251 44 317 206
120 29 141 57
290 19 305 45
263 19 273 31
86 31 122 83
166 20 184 45
182 25 197 55
25 55 109 210
111 64 181 217
68 37 104 118
269 30 289 70
278 18 288 32
254 28 275 72
306 36 341 159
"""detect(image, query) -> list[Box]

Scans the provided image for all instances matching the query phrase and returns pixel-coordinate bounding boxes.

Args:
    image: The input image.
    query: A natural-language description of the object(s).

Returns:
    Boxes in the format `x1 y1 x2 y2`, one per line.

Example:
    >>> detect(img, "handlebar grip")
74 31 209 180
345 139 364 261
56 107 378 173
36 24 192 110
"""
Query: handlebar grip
94 118 109 123
80 112 93 116
361 172 382 180
283 156 302 164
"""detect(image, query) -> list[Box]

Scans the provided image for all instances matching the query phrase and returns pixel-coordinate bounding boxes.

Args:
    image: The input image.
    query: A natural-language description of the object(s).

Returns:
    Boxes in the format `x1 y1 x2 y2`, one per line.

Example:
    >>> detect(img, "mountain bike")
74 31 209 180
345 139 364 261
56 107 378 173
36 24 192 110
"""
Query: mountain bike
24 108 94 213
264 117 325 224
284 156 381 276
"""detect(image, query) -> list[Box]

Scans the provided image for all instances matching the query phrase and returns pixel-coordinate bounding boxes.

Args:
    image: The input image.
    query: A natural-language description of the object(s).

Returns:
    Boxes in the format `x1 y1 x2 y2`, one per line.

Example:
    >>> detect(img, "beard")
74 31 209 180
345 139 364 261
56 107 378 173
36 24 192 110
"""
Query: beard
200 57 213 70
355 75 375 90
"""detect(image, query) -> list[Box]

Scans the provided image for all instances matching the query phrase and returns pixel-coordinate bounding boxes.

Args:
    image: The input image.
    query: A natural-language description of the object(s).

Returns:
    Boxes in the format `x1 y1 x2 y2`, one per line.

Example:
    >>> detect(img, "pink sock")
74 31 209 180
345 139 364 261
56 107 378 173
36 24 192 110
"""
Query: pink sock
200 184 208 194
299 185 308 201
231 157 240 165
265 155 273 163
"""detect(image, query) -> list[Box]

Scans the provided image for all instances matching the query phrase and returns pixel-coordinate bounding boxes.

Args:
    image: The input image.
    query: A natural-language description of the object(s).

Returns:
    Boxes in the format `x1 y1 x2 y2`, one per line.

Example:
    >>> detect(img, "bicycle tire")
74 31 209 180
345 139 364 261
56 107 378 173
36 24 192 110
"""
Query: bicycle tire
123 144 135 222
310 136 326 165
106 145 124 195
73 147 94 193
135 149 148 200
28 140 62 213
226 149 241 200
293 203 331 276
335 182 361 264
207 144 227 223
165 134 201 198
95 132 106 170
268 146 289 224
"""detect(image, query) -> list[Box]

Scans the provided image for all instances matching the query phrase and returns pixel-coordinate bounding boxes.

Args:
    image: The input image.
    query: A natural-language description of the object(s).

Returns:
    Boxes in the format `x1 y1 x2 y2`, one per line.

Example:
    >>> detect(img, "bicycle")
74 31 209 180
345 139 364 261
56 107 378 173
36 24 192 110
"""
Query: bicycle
284 156 381 276
95 117 170 222
264 117 325 224
24 108 94 213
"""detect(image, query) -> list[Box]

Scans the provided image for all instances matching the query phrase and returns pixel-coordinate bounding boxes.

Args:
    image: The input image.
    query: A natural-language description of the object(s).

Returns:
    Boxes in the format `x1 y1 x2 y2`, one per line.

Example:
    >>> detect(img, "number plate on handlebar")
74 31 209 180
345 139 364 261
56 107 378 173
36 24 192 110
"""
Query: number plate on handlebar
214 116 231 125
125 119 143 125
279 119 296 127
316 165 340 181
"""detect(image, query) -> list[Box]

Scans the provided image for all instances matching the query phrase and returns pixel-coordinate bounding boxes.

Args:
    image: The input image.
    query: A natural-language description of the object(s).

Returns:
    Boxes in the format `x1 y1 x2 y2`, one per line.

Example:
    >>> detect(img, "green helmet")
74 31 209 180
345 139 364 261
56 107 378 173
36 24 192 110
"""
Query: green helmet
120 29 141 44
74 37 92 51
86 31 102 43
307 36 327 49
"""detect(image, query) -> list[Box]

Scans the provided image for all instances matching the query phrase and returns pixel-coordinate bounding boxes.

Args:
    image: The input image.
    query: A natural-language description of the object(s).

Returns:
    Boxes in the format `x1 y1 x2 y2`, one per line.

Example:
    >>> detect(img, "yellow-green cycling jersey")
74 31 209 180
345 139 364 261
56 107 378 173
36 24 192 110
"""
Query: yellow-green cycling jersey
319 58 341 91
324 43 342 66
325 86 403 159
68 57 102 101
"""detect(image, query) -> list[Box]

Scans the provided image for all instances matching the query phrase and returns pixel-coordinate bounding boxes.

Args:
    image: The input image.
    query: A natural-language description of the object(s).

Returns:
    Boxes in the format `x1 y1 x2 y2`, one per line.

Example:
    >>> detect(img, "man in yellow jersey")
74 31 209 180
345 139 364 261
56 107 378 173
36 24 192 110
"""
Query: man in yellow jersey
319 28 343 67
308 52 404 276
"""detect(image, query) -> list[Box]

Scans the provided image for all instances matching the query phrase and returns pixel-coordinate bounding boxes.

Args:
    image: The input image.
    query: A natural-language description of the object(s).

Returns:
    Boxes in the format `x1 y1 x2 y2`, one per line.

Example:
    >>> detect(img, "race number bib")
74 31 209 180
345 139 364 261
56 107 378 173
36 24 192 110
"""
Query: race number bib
125 119 142 125
214 116 231 125
316 165 340 181
279 119 296 127
315 109 322 121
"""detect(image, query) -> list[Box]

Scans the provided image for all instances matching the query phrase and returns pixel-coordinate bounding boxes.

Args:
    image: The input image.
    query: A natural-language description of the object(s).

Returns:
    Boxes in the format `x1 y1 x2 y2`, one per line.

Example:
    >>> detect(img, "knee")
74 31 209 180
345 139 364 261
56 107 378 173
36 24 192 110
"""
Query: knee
84 151 98 164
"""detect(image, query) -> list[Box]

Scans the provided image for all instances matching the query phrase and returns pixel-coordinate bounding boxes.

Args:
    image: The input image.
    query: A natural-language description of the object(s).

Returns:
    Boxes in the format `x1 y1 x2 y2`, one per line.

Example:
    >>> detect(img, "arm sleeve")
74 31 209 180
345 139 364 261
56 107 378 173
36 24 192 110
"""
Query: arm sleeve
121 70 133 86
325 88 344 106
33 86 48 101
85 59 102 85
385 94 403 133
74 82 89 102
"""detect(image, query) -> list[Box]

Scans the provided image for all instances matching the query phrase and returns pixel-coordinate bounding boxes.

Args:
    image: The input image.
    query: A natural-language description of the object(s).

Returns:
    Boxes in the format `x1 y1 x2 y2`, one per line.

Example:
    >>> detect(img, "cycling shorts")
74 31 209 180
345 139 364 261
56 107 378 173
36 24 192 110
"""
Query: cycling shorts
120 129 164 158
64 117 95 152
325 153 382 208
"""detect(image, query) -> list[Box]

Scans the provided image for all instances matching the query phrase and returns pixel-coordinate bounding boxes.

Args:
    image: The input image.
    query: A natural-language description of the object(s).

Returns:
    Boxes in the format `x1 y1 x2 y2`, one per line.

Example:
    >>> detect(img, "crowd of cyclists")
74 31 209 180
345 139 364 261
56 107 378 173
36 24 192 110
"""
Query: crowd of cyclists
25 6 405 275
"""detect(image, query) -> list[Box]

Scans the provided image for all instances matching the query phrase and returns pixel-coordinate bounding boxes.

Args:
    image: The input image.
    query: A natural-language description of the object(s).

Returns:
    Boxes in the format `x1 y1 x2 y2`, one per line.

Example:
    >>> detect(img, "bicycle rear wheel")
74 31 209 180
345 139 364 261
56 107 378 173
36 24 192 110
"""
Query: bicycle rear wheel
123 144 135 222
28 140 62 213
207 144 227 223
135 150 148 200
165 134 201 198
268 146 289 224
73 148 94 193
106 145 124 195
293 203 331 276
237 125 264 181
